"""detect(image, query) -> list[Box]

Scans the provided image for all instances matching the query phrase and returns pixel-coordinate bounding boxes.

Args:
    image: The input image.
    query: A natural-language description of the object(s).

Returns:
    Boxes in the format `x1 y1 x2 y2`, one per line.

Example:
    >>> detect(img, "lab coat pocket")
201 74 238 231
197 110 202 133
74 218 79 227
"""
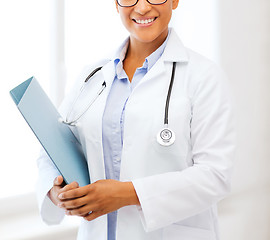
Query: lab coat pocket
151 97 192 170
163 224 215 240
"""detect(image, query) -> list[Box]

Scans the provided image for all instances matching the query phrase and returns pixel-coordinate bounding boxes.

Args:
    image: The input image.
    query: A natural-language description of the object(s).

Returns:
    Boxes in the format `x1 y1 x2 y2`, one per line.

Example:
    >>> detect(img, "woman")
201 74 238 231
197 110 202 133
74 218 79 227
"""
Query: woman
36 0 235 239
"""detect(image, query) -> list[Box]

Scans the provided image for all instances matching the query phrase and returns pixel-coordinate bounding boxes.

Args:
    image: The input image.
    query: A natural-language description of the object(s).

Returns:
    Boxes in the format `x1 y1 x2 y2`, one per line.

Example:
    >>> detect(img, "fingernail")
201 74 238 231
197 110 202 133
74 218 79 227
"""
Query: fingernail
58 193 63 199
58 203 63 208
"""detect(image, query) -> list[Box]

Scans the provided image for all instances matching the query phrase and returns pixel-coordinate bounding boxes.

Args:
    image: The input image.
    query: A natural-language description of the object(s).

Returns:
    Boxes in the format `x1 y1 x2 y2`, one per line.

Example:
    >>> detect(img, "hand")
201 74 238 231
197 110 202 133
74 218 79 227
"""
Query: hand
48 175 79 207
57 179 140 221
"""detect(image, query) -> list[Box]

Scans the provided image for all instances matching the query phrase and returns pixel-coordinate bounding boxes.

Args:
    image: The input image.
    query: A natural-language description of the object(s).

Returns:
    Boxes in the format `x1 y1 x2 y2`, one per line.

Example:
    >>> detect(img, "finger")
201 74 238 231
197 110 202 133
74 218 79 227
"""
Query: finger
65 205 93 217
58 197 88 210
54 175 64 186
58 186 88 200
83 211 102 222
58 181 79 196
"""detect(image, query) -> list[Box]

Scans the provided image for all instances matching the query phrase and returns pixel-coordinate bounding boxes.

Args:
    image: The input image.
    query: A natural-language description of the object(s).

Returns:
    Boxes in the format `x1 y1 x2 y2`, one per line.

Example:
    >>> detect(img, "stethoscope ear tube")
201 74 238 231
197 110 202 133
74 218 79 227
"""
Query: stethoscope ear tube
64 66 104 126
85 66 103 83
157 62 176 147
62 62 177 147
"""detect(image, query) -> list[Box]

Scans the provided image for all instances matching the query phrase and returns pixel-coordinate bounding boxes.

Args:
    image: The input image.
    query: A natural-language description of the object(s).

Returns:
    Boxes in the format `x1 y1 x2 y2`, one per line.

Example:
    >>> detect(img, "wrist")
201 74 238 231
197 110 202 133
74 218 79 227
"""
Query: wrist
122 181 140 206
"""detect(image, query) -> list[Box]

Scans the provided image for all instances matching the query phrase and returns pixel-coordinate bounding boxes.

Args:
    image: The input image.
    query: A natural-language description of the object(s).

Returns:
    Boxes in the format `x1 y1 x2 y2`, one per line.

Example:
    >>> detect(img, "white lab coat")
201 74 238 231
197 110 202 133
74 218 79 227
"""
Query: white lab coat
36 29 235 240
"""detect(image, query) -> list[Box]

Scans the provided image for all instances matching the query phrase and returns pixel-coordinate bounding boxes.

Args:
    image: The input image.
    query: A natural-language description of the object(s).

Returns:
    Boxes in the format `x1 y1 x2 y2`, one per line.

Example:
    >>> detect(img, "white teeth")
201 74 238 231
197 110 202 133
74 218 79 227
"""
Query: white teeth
135 18 155 24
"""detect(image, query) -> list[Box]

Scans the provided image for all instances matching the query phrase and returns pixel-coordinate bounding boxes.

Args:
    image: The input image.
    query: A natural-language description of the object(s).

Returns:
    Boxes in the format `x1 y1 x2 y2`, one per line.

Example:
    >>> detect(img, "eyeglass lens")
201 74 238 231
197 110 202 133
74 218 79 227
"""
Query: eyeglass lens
117 0 167 7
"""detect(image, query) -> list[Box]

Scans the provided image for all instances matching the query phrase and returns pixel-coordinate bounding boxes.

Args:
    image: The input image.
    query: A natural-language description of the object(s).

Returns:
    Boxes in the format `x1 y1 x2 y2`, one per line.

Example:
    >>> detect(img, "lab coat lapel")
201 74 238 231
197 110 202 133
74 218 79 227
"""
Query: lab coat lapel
101 61 116 90
145 58 166 83
87 29 189 181
162 28 189 63
83 60 115 182
134 29 189 88
89 60 115 144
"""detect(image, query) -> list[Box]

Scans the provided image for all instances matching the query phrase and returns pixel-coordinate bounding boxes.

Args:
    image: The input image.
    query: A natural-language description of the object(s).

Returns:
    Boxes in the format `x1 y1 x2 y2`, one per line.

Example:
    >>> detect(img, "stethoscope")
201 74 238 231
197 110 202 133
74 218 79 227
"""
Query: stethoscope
61 62 177 146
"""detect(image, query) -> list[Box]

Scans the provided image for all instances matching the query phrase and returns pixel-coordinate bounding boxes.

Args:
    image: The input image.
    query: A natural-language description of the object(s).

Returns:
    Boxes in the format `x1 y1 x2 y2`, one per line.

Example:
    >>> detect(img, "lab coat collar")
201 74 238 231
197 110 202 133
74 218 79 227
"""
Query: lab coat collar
111 37 130 62
100 28 190 94
162 28 189 63
143 29 189 84
108 28 189 64
101 60 116 93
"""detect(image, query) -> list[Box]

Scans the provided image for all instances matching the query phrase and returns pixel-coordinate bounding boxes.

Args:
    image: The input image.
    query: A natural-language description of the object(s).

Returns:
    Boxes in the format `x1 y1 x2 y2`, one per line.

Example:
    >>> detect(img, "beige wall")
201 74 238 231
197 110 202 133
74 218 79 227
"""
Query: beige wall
218 0 270 239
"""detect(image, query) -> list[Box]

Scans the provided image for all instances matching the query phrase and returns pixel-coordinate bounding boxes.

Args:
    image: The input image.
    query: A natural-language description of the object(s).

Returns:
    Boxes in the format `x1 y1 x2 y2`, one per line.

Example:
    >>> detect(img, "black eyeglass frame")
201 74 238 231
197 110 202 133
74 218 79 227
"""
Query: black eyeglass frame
116 0 168 7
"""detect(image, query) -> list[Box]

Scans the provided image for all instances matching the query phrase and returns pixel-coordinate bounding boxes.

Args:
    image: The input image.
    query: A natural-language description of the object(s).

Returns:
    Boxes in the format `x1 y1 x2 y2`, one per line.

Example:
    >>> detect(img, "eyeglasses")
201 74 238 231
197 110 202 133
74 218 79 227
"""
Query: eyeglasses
117 0 168 7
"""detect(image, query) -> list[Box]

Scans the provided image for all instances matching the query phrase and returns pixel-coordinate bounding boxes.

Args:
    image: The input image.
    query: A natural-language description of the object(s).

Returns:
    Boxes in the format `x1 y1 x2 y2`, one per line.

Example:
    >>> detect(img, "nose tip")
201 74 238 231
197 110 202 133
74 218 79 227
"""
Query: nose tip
134 0 152 14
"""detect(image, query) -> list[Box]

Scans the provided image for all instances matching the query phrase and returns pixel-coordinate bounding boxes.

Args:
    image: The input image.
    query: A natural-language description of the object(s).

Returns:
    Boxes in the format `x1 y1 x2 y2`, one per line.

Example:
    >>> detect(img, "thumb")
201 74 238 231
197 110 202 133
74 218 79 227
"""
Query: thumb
54 175 63 186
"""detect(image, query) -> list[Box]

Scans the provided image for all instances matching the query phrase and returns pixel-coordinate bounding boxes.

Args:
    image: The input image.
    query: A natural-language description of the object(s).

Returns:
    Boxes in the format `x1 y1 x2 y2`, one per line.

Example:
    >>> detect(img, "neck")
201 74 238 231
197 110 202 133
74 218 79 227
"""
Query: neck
122 28 168 82
126 28 169 63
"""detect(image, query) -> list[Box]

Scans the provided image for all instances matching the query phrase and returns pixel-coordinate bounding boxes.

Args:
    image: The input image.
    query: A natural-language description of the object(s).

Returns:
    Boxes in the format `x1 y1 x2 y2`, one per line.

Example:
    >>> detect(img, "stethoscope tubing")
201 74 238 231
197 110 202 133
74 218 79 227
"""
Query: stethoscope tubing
164 62 176 125
63 67 104 126
62 62 177 146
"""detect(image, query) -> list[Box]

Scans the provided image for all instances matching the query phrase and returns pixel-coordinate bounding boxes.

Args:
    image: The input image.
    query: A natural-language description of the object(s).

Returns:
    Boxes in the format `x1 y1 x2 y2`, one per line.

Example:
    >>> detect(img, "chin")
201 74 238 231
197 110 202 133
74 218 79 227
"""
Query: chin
132 31 163 44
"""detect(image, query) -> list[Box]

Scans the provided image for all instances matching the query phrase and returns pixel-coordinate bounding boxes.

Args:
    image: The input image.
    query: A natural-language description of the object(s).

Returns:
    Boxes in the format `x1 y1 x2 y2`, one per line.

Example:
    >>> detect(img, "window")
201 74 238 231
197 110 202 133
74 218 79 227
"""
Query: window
0 1 51 198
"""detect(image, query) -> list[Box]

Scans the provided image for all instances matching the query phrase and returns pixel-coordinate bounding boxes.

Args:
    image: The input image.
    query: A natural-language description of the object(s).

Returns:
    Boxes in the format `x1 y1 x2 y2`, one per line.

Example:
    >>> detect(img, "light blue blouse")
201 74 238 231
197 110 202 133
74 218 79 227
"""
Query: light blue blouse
102 33 169 240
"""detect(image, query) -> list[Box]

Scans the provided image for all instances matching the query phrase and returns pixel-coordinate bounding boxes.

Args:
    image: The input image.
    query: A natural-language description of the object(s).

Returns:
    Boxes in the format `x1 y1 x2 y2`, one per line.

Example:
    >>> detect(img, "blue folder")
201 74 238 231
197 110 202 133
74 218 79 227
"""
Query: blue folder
10 77 90 186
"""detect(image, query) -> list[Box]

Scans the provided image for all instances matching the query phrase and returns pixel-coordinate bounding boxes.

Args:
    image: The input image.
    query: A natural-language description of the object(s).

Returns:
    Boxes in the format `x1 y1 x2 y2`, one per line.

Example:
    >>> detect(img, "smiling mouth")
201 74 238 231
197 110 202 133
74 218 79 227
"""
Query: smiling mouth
133 17 157 25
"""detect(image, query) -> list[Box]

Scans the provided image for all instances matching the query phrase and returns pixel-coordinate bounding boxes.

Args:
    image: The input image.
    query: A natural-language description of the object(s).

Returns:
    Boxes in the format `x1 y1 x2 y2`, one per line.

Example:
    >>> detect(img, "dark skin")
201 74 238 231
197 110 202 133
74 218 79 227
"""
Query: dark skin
48 0 179 221
49 176 139 221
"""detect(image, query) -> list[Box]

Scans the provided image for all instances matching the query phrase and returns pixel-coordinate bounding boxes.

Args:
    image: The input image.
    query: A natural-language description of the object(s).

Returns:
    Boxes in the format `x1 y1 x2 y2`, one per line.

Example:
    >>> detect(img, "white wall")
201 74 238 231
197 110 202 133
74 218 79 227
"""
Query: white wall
171 0 218 62
217 0 270 239
0 193 79 240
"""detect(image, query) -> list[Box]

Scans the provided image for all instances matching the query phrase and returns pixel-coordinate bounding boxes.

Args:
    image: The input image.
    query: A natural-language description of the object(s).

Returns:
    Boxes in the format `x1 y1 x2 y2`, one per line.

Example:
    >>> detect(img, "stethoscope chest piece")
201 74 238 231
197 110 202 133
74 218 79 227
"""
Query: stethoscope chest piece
157 127 175 146
156 62 177 147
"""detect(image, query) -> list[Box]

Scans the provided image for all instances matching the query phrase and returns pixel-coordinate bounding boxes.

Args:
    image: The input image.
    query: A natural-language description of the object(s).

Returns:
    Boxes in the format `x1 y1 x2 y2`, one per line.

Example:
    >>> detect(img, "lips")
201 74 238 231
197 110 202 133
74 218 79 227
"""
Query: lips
133 17 157 25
